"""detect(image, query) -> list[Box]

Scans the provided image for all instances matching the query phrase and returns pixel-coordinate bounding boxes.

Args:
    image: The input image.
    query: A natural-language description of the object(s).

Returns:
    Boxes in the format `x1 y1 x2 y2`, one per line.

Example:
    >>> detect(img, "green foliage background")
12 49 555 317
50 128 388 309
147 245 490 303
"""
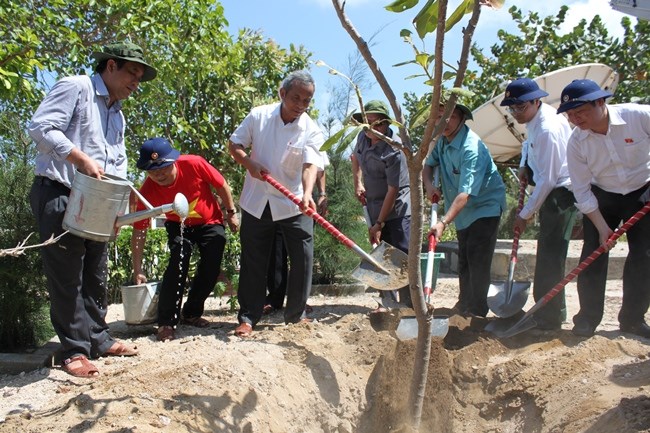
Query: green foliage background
2 1 647 351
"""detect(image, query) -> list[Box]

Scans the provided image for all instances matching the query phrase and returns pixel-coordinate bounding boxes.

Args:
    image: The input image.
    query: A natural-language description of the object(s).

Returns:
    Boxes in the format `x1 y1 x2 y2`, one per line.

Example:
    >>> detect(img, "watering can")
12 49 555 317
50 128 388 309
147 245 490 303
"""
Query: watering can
63 172 189 242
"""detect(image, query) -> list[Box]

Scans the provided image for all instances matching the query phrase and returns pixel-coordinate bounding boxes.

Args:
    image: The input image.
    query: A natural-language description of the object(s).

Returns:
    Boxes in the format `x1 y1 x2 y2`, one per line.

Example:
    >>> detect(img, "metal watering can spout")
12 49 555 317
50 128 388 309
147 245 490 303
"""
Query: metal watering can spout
115 193 189 227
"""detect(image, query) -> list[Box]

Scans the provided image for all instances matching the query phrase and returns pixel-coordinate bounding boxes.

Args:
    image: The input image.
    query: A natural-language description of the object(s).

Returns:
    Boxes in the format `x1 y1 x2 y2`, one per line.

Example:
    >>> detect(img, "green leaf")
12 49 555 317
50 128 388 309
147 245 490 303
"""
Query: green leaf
321 127 349 152
445 0 474 32
409 103 432 130
413 0 439 39
385 0 420 13
442 70 456 81
449 87 475 98
337 126 363 155
399 29 413 39
415 53 429 69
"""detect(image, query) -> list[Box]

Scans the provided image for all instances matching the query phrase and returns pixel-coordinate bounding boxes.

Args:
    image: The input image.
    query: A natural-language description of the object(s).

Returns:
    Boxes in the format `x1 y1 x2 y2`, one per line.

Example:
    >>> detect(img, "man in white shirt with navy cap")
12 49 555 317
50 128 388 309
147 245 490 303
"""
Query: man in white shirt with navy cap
501 78 577 331
558 79 650 338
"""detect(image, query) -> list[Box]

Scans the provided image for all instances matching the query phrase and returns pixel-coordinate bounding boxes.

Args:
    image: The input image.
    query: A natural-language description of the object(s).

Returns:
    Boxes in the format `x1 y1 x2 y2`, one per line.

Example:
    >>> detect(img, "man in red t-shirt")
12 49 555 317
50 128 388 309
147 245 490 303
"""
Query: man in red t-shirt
130 137 239 342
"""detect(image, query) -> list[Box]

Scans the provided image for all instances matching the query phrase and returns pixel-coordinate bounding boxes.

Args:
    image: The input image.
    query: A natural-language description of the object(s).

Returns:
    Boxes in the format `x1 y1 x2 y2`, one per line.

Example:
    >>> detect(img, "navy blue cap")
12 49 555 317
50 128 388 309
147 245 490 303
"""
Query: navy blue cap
500 78 549 106
557 79 613 114
136 137 180 170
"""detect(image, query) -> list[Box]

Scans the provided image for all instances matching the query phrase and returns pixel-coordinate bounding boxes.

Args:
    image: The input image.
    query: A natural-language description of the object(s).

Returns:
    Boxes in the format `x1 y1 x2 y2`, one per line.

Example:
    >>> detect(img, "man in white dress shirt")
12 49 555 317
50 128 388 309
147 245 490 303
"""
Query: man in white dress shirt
501 78 577 330
228 71 324 337
558 79 650 338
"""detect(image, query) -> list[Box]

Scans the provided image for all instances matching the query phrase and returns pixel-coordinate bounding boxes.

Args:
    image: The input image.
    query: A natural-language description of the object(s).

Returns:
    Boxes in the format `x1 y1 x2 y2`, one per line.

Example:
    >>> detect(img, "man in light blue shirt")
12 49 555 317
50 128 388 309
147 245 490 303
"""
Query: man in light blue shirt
423 103 506 317
28 42 157 378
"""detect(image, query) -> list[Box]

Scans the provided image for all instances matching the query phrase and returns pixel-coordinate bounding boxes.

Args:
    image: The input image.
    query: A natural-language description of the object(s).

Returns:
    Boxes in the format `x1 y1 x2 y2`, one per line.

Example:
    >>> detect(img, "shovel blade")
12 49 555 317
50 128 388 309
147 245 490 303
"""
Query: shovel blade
492 315 537 338
484 310 525 334
396 315 449 341
351 241 409 291
487 281 531 318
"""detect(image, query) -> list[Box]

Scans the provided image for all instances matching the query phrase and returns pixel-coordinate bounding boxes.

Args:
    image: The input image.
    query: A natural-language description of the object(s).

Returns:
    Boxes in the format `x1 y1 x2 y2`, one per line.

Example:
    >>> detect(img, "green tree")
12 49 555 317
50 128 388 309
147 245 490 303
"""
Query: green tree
329 0 502 428
0 0 312 350
466 6 650 107
0 110 51 350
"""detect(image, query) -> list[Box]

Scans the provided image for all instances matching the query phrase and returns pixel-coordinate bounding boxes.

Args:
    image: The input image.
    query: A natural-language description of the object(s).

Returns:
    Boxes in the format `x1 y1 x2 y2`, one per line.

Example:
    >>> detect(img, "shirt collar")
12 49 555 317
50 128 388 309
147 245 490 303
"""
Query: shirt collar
443 124 469 150
275 102 307 129
92 74 122 110
573 104 623 140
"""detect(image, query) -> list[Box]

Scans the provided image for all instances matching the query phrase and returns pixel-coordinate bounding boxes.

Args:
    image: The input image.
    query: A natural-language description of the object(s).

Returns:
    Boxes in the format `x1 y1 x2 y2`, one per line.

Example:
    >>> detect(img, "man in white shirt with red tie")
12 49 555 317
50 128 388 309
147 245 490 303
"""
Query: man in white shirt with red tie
558 79 650 338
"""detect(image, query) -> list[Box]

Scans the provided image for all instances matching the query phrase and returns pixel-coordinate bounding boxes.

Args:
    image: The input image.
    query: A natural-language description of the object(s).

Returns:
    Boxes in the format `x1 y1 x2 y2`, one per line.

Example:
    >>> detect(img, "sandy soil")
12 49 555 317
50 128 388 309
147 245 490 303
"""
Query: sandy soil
0 276 649 433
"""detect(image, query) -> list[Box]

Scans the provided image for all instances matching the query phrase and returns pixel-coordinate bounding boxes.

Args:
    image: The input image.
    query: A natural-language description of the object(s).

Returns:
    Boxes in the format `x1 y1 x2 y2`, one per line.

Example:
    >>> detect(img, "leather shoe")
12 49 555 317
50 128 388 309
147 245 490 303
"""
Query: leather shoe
572 321 595 337
619 322 650 338
234 322 253 337
533 317 562 331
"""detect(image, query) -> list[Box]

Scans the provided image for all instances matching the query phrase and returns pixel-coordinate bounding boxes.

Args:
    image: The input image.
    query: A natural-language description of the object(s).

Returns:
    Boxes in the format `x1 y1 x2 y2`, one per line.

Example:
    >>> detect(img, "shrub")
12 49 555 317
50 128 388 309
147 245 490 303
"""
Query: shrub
312 154 371 284
0 113 53 351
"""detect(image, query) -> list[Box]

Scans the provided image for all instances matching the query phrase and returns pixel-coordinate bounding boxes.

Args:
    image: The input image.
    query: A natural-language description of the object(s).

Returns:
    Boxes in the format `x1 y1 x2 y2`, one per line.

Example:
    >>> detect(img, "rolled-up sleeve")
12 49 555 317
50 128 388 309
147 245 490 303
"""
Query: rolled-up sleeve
28 78 79 161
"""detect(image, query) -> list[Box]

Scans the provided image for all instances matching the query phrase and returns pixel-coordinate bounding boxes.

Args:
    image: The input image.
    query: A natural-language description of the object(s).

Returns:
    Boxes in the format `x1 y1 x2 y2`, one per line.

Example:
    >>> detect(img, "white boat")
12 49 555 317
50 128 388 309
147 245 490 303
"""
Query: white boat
610 0 650 20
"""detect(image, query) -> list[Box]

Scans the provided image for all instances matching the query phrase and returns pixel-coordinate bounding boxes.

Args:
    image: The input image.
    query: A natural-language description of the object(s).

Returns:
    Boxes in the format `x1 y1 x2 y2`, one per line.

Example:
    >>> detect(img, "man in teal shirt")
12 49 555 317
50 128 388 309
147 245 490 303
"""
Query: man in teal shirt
423 103 506 317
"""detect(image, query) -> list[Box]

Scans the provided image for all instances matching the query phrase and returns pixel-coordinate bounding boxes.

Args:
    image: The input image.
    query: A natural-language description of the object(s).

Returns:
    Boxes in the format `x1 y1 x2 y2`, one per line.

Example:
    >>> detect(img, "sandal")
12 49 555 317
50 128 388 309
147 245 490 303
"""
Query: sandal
234 322 253 337
157 326 175 342
104 341 138 357
262 304 275 315
181 316 211 328
62 355 99 378
181 316 212 328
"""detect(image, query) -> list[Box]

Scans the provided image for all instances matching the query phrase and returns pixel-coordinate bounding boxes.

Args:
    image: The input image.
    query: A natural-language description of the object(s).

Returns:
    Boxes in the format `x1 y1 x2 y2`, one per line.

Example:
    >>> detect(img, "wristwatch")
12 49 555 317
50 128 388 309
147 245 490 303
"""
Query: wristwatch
375 220 385 229
439 216 448 228
226 208 237 215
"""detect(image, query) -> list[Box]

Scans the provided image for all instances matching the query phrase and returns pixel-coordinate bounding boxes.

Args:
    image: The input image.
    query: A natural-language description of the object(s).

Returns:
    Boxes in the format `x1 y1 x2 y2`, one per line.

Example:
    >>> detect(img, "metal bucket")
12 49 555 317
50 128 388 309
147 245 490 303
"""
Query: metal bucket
63 172 132 242
121 282 159 325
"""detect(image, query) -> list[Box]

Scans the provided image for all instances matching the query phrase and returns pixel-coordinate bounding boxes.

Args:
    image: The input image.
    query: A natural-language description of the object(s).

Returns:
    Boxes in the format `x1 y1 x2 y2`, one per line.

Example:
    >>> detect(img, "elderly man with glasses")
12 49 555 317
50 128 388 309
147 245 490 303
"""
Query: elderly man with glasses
500 77 578 331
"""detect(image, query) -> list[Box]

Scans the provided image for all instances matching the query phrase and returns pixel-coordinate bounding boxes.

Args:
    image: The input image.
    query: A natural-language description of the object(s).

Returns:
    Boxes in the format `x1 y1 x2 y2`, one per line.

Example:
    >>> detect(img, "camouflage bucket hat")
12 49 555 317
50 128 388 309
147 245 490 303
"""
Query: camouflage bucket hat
352 100 392 122
91 42 157 82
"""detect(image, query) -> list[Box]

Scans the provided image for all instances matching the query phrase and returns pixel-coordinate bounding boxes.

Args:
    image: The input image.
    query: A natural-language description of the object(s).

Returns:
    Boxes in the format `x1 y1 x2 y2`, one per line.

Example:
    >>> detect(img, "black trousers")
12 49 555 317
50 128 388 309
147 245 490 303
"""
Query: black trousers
29 177 114 360
456 215 501 317
574 184 650 328
238 204 313 326
265 228 288 309
158 221 226 326
532 187 577 325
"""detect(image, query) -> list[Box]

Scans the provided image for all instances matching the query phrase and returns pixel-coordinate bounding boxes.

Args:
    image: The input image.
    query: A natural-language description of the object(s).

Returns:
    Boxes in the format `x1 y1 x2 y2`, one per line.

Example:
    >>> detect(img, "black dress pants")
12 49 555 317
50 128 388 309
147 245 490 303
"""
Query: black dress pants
574 184 650 329
238 204 313 326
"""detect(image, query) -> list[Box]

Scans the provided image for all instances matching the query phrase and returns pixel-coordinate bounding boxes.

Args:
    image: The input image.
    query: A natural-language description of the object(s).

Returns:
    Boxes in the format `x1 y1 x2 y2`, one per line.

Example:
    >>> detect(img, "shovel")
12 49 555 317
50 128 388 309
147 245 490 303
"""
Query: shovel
423 171 441 304
494 200 650 338
262 173 409 291
395 168 449 340
486 178 531 319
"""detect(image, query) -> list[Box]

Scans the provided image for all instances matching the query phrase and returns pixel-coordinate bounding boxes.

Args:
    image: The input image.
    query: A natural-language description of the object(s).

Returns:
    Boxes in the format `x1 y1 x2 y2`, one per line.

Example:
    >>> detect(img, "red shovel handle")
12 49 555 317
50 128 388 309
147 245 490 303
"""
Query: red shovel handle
529 200 650 315
262 173 354 249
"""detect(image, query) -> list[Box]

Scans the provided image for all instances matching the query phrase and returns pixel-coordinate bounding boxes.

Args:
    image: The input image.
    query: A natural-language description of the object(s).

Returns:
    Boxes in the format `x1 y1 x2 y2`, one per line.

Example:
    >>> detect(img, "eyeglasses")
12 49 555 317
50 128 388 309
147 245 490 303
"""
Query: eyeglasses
506 103 530 114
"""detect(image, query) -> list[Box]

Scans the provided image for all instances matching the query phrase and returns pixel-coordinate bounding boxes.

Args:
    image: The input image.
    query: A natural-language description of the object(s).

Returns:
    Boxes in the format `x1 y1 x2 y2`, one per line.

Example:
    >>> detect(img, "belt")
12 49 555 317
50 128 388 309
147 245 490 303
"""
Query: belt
34 176 70 192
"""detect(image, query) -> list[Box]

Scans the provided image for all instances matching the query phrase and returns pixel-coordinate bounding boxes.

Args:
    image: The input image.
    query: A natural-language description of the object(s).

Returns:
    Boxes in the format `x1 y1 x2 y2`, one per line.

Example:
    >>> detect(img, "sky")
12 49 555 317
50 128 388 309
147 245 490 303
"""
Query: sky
220 0 635 114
